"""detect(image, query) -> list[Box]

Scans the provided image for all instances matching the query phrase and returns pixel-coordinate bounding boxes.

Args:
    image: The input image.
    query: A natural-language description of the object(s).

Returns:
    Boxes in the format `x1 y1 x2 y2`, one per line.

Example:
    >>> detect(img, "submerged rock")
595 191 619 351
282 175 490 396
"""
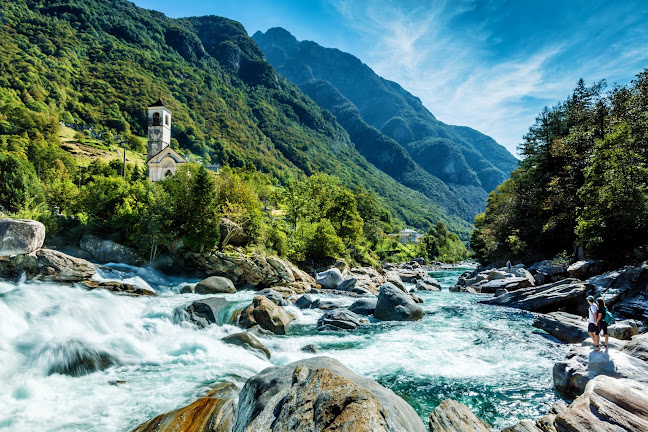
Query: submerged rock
79 234 142 265
309 298 339 310
349 298 377 316
232 356 426 432
222 332 271 359
0 218 45 256
428 399 491 432
132 382 239 432
300 344 318 353
177 297 233 328
317 308 363 331
316 268 344 289
194 276 236 294
35 339 119 377
0 248 95 282
257 288 289 306
238 295 294 335
374 283 424 321
81 280 156 296
295 294 313 309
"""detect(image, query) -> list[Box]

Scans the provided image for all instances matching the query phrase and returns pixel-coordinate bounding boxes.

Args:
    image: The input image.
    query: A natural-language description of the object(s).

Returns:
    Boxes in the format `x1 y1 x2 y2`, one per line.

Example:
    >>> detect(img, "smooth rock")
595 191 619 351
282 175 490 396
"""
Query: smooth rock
316 268 344 289
132 382 239 432
513 267 536 285
567 259 604 280
195 276 236 294
428 399 491 432
533 312 589 344
79 234 142 265
398 270 424 283
350 285 374 295
232 356 426 432
348 266 385 294
487 269 510 280
180 284 194 294
36 339 120 377
374 283 424 321
295 294 313 309
0 218 45 256
257 288 289 306
622 333 648 363
177 297 233 328
81 280 156 297
417 277 441 291
337 277 357 291
528 260 568 281
300 344 318 353
475 277 532 293
410 293 424 304
310 298 339 310
587 262 648 321
608 320 639 340
384 271 407 292
222 332 271 359
0 248 95 282
238 296 294 335
317 308 363 331
482 279 586 312
554 376 648 431
349 298 377 316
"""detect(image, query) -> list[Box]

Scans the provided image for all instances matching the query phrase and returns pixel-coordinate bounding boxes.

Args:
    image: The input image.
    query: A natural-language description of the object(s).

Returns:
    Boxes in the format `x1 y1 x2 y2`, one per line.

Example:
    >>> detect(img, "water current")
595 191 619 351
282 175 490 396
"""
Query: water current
0 265 569 431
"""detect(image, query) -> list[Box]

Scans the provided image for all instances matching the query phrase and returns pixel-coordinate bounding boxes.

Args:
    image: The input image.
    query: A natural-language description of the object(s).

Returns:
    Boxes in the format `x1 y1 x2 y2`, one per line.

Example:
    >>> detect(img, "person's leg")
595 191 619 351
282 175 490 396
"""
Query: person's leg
588 323 598 348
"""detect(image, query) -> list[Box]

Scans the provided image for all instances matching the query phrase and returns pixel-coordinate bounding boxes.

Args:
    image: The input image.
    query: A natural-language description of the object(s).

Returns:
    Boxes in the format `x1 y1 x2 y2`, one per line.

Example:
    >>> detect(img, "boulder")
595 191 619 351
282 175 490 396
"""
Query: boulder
232 356 426 432
0 218 45 256
222 332 271 359
176 297 233 328
337 277 357 291
410 293 424 304
300 344 318 353
428 399 491 432
36 339 120 377
348 266 385 294
219 217 250 246
374 283 424 321
608 320 639 340
622 333 648 363
349 298 377 316
528 260 568 282
475 277 532 293
180 284 194 294
0 248 95 282
398 270 424 283
487 269 510 280
513 267 536 285
309 298 339 310
554 376 648 431
194 276 237 294
188 250 315 292
295 294 313 309
553 346 648 397
257 288 289 306
132 382 238 432
316 268 344 289
317 308 363 331
81 280 156 297
587 262 648 322
532 312 590 344
238 296 294 335
567 259 604 280
350 286 374 295
79 234 142 265
384 271 407 292
502 402 567 432
481 279 586 312
494 288 508 297
416 277 441 291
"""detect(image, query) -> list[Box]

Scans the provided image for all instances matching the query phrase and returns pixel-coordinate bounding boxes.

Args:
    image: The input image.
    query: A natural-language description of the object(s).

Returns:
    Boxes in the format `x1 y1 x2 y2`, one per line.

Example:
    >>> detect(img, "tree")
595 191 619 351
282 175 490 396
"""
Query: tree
0 153 45 213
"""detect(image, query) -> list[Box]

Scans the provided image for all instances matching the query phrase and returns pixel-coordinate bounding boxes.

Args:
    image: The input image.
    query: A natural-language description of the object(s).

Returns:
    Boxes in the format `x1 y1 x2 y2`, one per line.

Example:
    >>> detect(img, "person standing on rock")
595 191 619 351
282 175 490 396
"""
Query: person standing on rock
587 295 599 349
506 260 512 273
596 297 609 349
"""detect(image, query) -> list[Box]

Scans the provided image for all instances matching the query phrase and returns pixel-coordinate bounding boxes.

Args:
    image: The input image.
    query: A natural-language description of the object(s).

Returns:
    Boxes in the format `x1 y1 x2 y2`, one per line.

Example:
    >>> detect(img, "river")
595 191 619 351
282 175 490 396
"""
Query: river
0 265 568 431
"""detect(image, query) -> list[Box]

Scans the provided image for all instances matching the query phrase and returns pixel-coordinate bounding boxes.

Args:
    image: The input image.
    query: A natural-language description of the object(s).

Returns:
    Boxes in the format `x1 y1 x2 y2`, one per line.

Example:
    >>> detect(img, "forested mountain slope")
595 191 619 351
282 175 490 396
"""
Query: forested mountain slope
0 0 472 235
253 28 518 210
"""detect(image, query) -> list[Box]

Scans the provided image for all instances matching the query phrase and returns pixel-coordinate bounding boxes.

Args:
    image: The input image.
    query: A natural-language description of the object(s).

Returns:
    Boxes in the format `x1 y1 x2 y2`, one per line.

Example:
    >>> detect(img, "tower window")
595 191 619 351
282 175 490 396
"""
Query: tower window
165 114 169 125
152 112 161 126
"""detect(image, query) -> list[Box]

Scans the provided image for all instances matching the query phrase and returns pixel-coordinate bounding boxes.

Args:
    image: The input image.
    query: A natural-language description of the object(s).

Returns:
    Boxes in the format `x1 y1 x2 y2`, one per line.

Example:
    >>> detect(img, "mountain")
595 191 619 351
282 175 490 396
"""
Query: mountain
0 0 473 235
252 28 518 209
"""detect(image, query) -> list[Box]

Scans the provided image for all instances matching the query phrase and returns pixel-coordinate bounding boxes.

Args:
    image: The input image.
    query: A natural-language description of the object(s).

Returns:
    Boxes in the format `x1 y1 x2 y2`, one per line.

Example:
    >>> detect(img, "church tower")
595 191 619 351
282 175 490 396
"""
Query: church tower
146 99 187 182
147 99 171 160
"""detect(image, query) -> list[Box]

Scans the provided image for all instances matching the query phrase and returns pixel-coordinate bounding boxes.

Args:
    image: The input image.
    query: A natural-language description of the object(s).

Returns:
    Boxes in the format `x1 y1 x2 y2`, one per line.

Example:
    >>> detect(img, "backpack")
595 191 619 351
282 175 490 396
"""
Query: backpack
604 309 614 325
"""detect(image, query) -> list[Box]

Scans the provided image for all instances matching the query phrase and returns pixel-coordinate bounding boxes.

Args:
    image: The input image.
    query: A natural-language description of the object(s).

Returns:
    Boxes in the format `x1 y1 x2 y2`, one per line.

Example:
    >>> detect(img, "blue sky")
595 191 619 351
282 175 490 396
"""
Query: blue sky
132 0 648 156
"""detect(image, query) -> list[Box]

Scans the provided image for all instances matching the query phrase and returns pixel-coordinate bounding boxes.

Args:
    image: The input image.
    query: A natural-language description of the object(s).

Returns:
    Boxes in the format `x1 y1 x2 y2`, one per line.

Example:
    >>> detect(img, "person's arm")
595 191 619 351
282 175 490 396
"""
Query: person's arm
596 310 602 325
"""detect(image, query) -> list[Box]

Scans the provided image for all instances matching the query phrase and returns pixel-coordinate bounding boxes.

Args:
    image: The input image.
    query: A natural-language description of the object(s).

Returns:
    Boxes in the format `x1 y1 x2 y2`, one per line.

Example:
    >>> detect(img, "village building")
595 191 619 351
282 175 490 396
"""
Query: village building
387 228 425 244
146 99 187 181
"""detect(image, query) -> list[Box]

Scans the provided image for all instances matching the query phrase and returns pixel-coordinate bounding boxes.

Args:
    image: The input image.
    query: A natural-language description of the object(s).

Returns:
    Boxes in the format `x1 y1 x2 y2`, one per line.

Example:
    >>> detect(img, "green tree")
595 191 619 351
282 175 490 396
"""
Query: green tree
0 153 45 212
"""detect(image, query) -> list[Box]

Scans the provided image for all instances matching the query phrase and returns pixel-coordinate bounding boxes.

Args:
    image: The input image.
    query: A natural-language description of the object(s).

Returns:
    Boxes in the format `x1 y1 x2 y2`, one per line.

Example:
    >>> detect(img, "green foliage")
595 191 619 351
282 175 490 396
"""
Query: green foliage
0 152 45 212
472 71 648 264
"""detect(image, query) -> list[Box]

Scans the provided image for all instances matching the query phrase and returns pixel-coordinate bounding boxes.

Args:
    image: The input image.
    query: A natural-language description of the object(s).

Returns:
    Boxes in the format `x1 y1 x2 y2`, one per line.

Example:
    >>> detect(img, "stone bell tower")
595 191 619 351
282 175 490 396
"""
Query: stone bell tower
147 99 171 160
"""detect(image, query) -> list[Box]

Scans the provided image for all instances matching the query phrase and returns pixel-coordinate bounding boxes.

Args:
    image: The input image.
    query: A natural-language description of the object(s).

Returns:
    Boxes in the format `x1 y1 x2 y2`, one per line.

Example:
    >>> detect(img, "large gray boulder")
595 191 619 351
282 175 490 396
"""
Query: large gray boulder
232 356 426 432
222 332 271 359
481 278 586 313
195 276 237 294
567 259 604 280
608 319 639 340
348 266 385 294
238 296 294 335
374 283 424 321
475 277 532 293
428 399 491 432
554 376 648 431
416 277 441 291
0 218 45 256
317 308 363 331
528 260 568 284
553 346 648 397
349 298 378 316
532 312 590 344
0 248 95 282
336 277 357 291
79 234 142 265
176 297 233 328
384 271 407 292
316 268 344 289
622 333 648 363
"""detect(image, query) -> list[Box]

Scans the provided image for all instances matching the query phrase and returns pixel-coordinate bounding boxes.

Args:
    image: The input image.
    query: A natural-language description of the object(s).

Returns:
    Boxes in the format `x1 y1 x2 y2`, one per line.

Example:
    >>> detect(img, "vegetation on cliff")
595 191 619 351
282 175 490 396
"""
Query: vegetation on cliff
471 70 648 264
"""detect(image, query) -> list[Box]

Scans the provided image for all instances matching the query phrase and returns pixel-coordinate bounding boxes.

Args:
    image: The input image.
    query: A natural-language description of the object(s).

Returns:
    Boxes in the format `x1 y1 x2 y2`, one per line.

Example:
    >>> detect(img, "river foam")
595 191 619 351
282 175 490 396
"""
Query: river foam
0 266 568 431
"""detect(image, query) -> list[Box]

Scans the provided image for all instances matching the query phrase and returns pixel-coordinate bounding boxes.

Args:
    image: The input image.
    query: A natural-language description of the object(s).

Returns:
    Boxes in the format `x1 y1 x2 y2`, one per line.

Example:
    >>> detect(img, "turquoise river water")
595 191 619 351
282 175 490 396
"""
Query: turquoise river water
0 266 568 431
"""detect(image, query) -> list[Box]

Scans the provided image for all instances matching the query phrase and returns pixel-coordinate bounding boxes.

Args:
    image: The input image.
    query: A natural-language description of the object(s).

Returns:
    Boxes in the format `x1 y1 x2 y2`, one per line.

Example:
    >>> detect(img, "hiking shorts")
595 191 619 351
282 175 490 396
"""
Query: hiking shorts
588 323 597 333
598 321 608 336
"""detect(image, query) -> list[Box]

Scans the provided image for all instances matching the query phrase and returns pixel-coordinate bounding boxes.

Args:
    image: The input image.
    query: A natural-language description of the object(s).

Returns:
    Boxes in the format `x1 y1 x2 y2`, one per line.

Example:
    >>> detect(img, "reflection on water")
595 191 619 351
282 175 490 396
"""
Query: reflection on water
0 266 568 431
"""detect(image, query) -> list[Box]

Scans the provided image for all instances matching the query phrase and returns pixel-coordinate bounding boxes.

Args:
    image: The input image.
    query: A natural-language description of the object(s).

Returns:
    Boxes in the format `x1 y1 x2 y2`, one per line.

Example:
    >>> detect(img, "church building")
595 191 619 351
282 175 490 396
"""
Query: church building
146 99 187 181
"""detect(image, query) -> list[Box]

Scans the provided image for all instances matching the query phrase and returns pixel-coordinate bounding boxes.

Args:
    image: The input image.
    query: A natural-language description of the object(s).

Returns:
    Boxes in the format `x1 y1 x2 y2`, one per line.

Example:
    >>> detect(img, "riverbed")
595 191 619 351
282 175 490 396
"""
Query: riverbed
0 266 568 431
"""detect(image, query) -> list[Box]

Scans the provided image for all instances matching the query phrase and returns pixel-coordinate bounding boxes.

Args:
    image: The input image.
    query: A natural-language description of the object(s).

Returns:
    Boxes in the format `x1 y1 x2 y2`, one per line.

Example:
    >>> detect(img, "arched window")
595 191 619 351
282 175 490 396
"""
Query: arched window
152 112 161 126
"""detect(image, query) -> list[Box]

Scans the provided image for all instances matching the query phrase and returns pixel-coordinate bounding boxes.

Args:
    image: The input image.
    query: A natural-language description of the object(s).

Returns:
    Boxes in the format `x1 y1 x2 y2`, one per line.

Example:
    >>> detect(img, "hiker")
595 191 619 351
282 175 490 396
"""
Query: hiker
506 260 512 273
596 297 610 349
586 295 599 349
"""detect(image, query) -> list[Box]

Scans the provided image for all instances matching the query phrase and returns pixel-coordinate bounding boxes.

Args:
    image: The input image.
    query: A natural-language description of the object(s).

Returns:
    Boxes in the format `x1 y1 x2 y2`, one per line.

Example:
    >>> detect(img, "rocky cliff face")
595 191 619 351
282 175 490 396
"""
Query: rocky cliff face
253 28 519 217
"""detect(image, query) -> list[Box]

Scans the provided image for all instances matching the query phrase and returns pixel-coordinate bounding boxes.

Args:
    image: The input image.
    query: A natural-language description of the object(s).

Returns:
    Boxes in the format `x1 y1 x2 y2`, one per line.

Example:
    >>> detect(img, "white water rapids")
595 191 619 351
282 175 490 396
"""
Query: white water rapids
0 265 568 431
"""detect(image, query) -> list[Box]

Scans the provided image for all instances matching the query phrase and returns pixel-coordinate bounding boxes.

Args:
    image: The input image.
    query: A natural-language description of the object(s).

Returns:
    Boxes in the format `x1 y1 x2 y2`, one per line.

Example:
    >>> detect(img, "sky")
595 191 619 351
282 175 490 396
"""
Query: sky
132 0 648 156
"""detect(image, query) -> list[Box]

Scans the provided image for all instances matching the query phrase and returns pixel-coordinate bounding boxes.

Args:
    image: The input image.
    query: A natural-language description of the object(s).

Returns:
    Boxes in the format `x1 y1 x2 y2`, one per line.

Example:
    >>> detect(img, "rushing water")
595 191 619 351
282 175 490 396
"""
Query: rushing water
0 265 568 431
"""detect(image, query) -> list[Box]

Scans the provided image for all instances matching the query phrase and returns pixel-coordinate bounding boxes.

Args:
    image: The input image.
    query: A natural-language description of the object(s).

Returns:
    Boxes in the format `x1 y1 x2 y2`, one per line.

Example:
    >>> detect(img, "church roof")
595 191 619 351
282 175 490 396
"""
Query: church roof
147 146 187 165
148 98 166 108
